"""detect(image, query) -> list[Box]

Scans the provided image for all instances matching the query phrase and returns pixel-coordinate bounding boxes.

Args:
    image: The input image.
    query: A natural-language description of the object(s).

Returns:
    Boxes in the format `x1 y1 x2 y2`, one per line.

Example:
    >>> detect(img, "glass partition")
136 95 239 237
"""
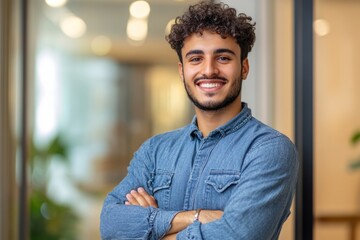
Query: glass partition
314 0 360 239
26 0 298 239
28 0 196 239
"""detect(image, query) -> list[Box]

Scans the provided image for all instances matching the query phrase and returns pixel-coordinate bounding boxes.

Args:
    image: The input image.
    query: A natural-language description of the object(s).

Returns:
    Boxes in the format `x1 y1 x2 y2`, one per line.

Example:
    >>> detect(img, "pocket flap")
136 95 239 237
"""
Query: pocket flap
153 171 173 192
205 170 240 193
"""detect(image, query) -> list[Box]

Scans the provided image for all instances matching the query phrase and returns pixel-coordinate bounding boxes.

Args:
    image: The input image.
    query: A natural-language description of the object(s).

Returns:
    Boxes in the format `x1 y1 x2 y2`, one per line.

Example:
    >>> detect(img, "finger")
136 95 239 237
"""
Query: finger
124 201 130 205
138 187 158 208
129 190 150 207
126 193 140 205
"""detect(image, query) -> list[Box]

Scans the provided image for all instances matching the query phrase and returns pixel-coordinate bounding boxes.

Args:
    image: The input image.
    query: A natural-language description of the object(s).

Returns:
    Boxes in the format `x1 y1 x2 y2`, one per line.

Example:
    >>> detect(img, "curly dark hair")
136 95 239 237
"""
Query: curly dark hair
166 1 256 62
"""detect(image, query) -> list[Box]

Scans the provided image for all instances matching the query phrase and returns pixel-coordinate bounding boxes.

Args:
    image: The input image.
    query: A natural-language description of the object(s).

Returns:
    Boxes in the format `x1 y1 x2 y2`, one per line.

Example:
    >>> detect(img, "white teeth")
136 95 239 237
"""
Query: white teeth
199 82 220 88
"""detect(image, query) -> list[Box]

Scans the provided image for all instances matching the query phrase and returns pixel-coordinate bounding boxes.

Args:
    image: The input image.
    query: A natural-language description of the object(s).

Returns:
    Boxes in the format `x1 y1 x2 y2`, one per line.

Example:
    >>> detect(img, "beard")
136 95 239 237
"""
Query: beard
183 73 243 111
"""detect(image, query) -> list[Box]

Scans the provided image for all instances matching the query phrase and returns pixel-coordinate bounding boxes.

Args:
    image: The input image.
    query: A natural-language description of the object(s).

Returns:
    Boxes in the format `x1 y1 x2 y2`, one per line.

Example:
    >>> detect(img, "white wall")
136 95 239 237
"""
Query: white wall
218 1 295 240
218 0 274 125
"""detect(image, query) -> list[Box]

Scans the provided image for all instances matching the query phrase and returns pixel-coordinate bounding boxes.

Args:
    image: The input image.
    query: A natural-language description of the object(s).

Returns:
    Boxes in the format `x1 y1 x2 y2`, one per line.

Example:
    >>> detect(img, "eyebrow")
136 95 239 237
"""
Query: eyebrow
185 48 237 58
185 50 204 58
214 48 236 56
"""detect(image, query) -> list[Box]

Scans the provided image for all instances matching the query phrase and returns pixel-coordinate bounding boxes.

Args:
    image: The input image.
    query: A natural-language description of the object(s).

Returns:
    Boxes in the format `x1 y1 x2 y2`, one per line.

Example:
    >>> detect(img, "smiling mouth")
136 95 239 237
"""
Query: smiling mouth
196 79 227 91
198 82 223 88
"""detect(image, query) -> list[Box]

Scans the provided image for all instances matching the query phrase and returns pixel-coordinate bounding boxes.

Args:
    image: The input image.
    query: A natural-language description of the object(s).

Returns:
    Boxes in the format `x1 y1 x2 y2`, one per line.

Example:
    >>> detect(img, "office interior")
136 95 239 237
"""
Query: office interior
1 0 359 239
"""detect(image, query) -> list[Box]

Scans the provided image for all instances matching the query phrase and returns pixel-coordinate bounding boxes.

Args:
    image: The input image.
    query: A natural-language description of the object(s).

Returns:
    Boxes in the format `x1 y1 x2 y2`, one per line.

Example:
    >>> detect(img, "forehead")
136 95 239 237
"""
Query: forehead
182 31 240 55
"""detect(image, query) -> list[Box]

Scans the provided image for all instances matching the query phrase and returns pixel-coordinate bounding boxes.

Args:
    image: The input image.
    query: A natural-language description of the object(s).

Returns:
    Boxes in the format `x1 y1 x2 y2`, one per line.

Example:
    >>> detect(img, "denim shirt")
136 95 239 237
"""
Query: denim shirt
100 103 299 240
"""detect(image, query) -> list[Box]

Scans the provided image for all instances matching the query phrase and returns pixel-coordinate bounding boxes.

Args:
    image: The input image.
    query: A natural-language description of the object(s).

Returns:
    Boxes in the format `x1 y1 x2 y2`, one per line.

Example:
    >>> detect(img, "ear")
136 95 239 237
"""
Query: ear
178 62 184 81
241 58 249 80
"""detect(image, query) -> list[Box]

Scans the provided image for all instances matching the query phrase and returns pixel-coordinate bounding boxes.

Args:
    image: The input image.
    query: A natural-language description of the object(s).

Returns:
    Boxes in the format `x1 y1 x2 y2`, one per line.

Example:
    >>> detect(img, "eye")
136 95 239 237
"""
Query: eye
188 56 203 64
217 56 231 62
189 57 202 62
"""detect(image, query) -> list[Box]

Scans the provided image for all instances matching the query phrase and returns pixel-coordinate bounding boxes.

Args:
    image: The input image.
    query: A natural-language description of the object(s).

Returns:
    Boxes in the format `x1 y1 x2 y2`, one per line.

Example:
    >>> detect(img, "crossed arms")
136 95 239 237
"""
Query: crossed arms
125 187 223 239
100 136 299 240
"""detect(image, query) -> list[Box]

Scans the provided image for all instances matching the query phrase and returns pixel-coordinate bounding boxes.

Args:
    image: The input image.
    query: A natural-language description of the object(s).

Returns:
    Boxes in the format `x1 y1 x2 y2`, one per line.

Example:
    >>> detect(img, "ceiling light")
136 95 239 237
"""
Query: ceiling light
45 0 67 8
129 1 150 19
165 19 176 35
60 16 86 38
314 19 330 37
127 17 148 42
91 36 112 56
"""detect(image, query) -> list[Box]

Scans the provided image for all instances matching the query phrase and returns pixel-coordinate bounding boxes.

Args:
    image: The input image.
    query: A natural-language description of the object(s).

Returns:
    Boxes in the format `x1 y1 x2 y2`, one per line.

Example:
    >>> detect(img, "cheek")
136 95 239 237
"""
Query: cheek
223 66 241 79
183 67 198 80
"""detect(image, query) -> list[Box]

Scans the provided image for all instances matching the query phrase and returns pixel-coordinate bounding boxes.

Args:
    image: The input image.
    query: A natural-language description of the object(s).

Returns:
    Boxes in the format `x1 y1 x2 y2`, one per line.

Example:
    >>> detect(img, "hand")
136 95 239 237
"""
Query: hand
125 187 158 208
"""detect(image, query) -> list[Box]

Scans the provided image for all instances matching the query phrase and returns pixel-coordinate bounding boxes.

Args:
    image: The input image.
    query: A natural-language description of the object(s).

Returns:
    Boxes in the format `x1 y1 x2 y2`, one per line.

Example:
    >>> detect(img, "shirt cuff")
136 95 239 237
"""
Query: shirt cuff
151 208 179 239
176 220 202 240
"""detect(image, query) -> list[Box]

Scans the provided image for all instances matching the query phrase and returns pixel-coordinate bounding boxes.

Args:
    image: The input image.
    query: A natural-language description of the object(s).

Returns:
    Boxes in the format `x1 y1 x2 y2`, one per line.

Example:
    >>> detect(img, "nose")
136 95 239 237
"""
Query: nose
202 59 219 77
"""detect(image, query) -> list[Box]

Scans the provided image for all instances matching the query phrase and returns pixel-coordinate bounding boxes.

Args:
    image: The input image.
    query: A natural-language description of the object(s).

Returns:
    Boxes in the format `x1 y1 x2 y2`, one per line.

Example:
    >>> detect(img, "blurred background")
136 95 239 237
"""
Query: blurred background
1 0 360 239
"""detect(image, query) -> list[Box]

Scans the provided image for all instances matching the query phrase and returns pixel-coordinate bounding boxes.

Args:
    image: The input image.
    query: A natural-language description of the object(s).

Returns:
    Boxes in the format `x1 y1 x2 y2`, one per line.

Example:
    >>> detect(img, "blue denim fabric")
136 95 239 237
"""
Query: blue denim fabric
100 103 299 240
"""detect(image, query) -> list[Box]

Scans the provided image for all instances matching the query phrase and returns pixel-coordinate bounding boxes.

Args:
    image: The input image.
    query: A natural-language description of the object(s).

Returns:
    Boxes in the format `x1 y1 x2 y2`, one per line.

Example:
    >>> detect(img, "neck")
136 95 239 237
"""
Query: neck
195 100 242 138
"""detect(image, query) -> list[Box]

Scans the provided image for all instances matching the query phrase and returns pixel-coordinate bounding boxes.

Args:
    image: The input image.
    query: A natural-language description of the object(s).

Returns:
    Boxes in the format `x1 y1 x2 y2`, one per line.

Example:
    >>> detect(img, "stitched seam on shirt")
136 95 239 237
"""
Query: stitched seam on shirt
229 113 252 134
190 137 222 208
247 133 283 155
148 208 158 239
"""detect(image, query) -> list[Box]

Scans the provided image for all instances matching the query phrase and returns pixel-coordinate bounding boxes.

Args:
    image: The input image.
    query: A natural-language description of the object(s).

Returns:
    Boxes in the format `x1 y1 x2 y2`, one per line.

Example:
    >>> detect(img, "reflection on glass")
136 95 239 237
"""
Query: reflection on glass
45 0 67 8
29 0 196 239
35 51 59 142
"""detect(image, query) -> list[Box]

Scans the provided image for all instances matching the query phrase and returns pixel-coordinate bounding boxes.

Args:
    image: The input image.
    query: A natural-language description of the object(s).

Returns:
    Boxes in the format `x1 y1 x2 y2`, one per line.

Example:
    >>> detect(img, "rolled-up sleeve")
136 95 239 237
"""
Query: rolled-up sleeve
100 199 178 239
100 139 179 240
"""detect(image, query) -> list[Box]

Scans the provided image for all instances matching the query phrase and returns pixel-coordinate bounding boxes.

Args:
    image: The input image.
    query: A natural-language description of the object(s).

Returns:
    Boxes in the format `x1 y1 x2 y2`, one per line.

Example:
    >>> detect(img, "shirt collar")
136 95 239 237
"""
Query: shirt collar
188 102 252 140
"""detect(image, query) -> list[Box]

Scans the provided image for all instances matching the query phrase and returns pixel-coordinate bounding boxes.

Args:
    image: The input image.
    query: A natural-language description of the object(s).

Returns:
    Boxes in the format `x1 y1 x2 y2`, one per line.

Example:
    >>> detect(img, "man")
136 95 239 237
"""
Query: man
100 1 298 239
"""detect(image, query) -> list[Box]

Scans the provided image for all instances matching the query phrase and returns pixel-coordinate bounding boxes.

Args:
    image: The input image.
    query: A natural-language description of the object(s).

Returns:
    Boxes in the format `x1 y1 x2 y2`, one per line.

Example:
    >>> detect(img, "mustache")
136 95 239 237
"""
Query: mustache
194 75 227 83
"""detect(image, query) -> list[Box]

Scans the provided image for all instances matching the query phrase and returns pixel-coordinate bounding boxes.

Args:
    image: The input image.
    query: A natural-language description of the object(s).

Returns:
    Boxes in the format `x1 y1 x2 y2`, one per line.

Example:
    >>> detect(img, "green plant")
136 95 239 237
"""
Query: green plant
30 135 78 240
350 131 360 170
30 190 78 240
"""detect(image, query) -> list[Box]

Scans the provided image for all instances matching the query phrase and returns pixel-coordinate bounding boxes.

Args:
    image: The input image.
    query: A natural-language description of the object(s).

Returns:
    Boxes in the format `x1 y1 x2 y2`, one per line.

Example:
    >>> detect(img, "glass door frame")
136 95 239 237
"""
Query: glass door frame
14 0 316 239
294 0 314 239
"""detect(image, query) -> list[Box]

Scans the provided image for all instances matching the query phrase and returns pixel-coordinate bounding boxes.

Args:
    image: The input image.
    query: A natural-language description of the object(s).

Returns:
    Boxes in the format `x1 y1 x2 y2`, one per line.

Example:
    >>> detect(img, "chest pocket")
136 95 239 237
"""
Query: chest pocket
204 169 241 209
149 170 173 210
